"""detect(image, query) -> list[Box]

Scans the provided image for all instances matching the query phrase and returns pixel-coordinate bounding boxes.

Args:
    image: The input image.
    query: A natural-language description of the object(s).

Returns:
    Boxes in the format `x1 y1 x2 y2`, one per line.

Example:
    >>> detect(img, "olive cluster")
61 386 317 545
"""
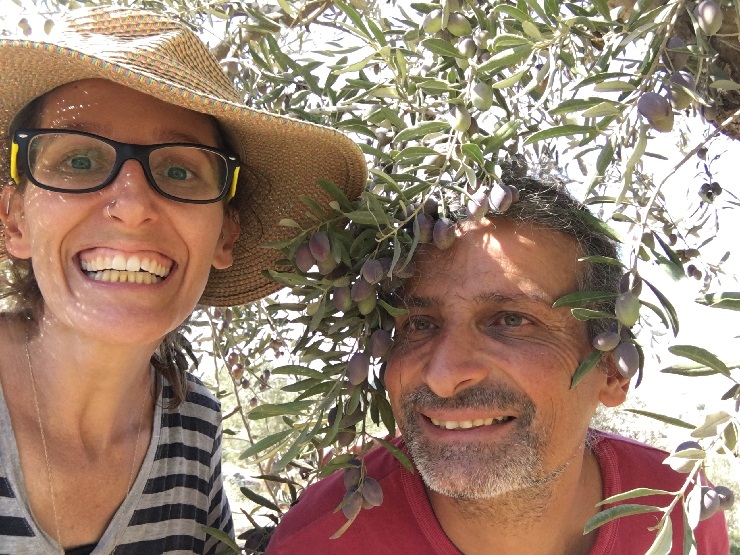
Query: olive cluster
340 459 384 521
670 441 735 521
591 272 643 379
637 1 723 132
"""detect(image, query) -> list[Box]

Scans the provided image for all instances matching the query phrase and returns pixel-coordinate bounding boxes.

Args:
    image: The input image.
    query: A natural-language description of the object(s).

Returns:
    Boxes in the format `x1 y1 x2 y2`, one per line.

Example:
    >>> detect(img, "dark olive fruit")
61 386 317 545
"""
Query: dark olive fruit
342 490 364 520
343 466 361 489
361 477 384 507
327 406 338 427
702 104 717 122
240 377 250 389
592 331 621 352
351 278 375 302
699 487 720 521
308 231 331 262
370 329 393 359
697 147 708 160
473 28 491 48
637 92 674 132
433 218 456 250
466 188 489 220
457 36 477 58
249 397 258 407
332 285 353 312
669 71 695 110
715 486 735 511
665 36 689 70
488 183 513 212
316 256 338 275
337 428 356 447
294 242 316 273
230 363 245 381
641 232 655 250
615 291 640 327
361 258 385 284
348 353 370 385
613 342 639 379
695 0 723 36
508 185 520 203
423 196 439 216
415 213 434 243
227 351 239 367
675 440 702 452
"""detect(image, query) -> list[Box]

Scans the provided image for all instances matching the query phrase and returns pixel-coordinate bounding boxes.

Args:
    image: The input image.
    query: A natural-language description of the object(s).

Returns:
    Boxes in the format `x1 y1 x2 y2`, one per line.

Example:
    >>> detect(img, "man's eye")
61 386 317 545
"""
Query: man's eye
406 317 435 332
495 313 531 327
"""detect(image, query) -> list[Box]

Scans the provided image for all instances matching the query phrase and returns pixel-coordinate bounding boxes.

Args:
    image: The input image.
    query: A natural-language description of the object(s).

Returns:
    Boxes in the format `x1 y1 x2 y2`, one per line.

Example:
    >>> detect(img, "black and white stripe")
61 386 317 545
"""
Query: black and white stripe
0 373 234 554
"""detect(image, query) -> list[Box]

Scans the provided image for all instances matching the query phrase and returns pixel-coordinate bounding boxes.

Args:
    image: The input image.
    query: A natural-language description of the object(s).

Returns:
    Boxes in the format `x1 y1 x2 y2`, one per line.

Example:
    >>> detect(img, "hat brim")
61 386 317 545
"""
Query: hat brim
0 39 367 306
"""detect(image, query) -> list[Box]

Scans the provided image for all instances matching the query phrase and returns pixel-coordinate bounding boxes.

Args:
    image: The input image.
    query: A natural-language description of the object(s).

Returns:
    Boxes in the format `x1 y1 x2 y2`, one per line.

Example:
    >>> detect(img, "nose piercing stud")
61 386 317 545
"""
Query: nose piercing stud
106 200 116 219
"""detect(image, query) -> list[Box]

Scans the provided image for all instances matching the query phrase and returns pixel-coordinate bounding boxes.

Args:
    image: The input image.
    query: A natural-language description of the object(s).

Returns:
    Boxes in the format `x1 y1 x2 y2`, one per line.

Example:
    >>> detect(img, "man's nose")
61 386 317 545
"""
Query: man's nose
103 159 159 225
421 327 489 398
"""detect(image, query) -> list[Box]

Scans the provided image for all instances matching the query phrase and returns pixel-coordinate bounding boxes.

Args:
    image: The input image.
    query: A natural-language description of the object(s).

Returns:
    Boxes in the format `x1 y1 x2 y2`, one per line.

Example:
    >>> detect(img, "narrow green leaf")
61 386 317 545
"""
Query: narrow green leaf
578 255 624 266
643 279 679 336
661 363 721 377
239 485 280 512
690 411 731 439
240 429 293 460
461 143 485 165
333 0 371 39
574 210 623 243
203 527 241 552
344 210 385 226
598 488 674 506
272 365 328 380
570 349 602 388
625 409 695 430
570 308 615 320
584 504 662 534
668 345 730 377
393 121 449 144
549 98 604 116
248 400 315 420
478 45 533 74
374 436 414 473
645 517 672 555
378 299 408 318
421 37 460 58
524 125 598 145
317 179 353 212
553 291 618 308
696 292 740 310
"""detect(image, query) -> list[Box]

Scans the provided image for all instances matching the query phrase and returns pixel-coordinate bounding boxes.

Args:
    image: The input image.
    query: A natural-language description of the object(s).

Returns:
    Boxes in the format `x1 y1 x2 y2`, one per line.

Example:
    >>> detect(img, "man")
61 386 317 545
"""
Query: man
266 179 729 554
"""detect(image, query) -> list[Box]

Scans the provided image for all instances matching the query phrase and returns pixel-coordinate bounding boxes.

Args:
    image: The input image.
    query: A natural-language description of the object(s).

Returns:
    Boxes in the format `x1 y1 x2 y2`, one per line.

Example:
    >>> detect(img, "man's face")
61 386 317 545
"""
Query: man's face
386 219 615 500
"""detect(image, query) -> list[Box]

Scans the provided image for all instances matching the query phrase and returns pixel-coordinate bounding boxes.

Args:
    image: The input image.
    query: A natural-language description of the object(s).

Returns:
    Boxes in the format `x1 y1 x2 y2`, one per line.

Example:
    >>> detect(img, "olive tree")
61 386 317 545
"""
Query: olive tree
3 0 738 552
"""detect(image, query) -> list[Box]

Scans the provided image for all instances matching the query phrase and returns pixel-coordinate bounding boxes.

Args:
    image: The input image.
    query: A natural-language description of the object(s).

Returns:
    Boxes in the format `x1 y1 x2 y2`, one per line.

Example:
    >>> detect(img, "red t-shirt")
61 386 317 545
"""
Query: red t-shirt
266 430 729 554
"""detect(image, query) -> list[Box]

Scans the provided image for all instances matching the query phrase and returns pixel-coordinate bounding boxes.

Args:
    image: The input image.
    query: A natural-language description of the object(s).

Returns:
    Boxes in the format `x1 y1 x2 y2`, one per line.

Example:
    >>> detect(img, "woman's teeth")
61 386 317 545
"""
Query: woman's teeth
429 416 513 430
81 254 171 283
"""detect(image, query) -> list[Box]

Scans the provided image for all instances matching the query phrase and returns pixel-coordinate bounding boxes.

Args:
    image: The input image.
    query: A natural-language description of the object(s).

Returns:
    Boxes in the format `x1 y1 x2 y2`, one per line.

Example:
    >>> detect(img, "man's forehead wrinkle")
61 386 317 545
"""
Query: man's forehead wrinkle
474 291 553 306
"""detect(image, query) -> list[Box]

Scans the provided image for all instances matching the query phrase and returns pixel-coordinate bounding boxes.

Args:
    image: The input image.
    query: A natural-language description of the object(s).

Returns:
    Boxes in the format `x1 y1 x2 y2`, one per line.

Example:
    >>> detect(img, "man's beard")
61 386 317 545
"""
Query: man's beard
399 384 558 501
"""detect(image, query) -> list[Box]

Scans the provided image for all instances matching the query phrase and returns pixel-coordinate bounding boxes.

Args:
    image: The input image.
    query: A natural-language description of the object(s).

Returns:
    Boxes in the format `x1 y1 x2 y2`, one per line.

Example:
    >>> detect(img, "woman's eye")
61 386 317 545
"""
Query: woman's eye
69 155 93 170
165 166 191 181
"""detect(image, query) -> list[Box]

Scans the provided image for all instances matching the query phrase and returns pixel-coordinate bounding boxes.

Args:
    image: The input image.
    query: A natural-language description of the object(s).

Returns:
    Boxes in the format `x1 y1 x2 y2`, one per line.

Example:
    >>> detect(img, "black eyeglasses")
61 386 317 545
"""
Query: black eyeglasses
11 129 240 204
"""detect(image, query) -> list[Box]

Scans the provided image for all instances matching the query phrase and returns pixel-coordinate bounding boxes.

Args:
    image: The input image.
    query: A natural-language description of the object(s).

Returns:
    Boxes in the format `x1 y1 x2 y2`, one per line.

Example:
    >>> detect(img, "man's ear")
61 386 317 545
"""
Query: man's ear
212 206 240 270
0 185 31 259
598 354 630 408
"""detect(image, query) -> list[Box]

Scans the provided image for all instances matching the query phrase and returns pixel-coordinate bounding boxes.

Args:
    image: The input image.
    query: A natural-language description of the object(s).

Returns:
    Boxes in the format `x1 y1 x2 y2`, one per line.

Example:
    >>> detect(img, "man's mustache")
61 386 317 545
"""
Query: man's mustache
402 383 536 416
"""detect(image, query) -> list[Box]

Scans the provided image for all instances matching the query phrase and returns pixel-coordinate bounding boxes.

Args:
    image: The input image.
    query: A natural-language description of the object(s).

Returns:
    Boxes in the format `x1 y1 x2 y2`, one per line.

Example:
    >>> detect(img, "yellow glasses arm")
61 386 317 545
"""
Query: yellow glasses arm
9 141 19 184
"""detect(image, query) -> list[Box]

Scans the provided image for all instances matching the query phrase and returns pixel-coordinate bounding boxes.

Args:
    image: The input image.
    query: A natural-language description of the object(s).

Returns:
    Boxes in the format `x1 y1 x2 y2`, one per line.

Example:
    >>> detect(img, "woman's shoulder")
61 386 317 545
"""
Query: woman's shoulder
162 372 222 416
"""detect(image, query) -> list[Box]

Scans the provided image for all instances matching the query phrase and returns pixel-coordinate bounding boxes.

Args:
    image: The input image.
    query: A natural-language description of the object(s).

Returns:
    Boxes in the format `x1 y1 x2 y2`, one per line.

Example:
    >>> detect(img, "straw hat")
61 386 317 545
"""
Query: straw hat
0 6 367 306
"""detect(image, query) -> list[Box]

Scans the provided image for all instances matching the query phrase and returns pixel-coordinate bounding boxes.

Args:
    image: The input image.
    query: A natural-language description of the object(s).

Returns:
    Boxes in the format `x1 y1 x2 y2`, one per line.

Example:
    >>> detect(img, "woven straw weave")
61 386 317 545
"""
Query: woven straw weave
0 6 367 306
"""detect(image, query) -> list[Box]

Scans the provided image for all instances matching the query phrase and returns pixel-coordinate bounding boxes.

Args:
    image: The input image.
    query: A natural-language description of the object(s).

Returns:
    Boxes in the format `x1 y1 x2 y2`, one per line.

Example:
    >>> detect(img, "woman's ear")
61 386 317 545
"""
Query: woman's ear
0 185 31 259
212 206 240 270
598 354 631 408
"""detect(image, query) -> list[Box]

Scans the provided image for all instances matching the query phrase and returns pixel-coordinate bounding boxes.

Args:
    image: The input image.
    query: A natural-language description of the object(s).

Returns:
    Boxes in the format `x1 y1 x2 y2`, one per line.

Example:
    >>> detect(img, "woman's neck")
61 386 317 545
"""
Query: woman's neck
7 313 158 451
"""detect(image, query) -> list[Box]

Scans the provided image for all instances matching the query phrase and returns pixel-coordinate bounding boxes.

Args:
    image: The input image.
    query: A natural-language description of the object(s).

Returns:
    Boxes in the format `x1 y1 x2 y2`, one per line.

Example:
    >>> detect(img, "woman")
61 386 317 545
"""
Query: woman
0 7 366 554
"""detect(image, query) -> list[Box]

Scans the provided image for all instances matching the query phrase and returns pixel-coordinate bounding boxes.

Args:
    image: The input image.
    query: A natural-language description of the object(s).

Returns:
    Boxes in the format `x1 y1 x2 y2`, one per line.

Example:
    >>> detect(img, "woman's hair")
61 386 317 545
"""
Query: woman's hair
0 85 237 407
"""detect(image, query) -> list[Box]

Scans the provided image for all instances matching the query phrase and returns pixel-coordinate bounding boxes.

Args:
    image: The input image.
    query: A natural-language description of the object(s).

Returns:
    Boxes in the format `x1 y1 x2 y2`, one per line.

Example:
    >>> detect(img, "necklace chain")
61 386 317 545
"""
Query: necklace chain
24 336 149 551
